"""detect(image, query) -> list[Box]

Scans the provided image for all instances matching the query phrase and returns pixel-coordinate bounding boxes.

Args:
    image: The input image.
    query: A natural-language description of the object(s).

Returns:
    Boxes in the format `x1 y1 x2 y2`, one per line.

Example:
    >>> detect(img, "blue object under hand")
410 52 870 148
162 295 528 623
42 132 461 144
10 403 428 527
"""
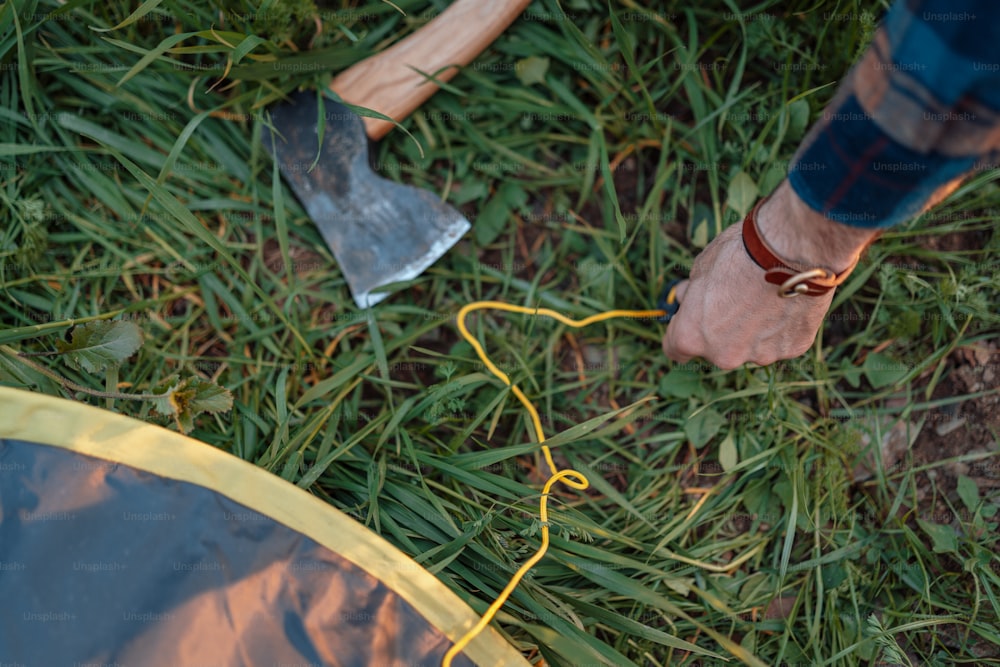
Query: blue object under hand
657 280 681 324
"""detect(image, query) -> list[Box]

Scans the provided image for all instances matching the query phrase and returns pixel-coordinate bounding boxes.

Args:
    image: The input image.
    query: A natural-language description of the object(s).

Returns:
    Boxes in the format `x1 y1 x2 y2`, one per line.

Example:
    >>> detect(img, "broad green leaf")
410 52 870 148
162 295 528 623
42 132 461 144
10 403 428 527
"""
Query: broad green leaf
475 182 525 246
917 518 958 554
840 358 863 388
659 366 702 399
151 375 233 434
684 407 727 449
742 479 775 518
772 478 794 514
822 562 847 588
55 320 142 372
185 377 234 415
726 170 758 218
515 56 549 86
451 179 487 205
689 202 712 248
956 475 979 512
759 163 786 194
150 374 184 418
719 432 738 472
862 351 910 389
787 99 810 138
690 217 710 248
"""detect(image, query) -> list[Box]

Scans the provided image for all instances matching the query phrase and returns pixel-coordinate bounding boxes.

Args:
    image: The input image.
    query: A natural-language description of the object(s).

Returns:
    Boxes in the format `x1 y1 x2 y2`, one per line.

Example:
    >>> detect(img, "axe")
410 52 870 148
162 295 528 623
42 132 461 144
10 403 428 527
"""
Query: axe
266 0 533 308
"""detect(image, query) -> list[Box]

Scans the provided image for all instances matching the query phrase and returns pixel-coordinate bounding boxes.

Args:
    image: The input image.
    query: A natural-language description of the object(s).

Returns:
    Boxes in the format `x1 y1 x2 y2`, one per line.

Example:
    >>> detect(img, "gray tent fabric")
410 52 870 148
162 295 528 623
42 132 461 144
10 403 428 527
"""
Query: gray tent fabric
0 438 473 667
0 387 531 667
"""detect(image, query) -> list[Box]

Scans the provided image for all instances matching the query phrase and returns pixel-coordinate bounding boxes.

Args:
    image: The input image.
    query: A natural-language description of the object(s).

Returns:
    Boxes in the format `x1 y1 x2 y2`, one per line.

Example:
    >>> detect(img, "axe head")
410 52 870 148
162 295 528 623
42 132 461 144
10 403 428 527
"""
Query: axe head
265 91 469 308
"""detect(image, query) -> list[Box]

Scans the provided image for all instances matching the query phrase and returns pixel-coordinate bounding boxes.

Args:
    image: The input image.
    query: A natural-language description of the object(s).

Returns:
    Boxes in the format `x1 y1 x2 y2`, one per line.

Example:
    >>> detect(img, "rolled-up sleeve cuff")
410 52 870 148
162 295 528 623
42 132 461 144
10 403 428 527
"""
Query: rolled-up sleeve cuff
789 94 980 228
789 1 1000 228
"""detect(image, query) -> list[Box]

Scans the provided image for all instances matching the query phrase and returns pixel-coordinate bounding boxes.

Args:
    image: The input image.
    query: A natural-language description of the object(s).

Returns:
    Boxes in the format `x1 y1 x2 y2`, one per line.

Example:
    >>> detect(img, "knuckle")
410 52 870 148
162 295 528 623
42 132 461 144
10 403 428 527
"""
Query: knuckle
713 353 745 370
787 337 817 358
790 342 813 358
673 335 704 359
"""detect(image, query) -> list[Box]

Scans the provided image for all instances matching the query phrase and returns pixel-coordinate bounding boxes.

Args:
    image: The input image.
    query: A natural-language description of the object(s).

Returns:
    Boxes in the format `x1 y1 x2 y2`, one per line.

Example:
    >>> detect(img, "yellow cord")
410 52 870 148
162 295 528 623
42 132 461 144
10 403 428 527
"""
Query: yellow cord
442 301 666 666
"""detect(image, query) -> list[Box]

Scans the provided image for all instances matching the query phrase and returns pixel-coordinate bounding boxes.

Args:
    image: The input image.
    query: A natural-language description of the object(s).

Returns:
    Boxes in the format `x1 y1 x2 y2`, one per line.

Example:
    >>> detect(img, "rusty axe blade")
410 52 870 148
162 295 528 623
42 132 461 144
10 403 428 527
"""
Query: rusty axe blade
265 0 532 309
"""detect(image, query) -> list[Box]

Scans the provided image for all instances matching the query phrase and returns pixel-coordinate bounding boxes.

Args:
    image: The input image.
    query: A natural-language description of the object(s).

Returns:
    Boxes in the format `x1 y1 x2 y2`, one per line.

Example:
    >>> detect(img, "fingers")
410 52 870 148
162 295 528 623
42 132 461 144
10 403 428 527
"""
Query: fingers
661 279 696 364
672 278 689 305
660 226 832 370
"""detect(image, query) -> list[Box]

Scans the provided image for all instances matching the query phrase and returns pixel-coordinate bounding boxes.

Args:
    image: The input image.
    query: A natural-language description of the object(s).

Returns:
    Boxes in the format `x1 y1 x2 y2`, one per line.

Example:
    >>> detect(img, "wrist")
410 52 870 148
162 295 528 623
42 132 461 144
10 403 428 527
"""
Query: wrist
756 180 879 274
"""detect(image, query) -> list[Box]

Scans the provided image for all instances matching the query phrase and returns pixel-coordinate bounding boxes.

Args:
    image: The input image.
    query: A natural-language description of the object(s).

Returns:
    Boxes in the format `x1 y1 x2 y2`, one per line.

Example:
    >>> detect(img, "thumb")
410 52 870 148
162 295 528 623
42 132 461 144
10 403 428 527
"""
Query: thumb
661 278 695 362
671 279 689 308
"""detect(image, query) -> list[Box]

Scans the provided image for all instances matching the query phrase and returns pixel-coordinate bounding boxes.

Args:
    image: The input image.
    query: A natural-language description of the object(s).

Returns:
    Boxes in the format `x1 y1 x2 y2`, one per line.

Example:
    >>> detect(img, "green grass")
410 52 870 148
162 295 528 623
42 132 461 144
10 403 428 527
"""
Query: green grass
2 0 999 665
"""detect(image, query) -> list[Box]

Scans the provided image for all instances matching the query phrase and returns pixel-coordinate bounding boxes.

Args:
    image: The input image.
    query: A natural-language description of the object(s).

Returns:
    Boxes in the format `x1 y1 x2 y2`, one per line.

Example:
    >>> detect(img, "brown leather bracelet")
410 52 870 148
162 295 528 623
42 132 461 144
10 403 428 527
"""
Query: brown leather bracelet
741 196 860 298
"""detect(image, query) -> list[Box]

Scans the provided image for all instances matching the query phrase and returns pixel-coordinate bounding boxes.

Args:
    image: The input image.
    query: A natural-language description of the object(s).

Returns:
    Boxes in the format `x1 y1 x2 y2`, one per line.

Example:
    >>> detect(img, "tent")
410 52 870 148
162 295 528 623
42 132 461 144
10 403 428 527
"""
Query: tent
0 386 530 667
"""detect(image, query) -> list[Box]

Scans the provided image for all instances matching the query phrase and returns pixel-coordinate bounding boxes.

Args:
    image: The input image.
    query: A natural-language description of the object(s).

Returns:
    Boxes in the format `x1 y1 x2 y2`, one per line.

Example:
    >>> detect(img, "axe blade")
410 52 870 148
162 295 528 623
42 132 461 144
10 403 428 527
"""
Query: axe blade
266 92 469 308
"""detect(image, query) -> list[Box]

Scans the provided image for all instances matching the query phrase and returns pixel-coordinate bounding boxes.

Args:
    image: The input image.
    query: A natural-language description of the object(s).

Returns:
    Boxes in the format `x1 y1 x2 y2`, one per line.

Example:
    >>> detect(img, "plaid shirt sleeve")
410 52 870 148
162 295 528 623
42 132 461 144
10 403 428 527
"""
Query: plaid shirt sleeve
788 0 1000 228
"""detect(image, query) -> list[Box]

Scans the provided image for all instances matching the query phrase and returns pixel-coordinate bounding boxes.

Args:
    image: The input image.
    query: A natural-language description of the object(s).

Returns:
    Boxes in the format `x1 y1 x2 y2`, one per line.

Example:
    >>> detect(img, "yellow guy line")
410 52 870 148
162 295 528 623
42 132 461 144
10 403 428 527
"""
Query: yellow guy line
443 301 664 666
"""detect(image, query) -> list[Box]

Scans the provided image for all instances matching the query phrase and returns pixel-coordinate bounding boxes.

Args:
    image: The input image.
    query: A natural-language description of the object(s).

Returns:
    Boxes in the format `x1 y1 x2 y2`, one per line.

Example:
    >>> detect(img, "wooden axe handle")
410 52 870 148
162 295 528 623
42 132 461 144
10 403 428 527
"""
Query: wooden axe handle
330 0 534 140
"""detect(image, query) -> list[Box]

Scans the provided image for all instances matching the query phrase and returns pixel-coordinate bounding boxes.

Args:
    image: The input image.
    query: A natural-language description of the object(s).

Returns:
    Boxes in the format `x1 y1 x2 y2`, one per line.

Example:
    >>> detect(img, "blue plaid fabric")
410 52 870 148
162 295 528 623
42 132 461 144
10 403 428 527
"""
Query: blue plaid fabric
789 0 1000 228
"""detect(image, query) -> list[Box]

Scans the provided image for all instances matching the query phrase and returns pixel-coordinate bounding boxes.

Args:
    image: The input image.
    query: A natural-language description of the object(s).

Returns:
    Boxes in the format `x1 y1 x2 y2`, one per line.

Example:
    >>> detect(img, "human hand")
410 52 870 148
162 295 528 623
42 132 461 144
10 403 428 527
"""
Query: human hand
661 224 835 369
662 181 879 370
